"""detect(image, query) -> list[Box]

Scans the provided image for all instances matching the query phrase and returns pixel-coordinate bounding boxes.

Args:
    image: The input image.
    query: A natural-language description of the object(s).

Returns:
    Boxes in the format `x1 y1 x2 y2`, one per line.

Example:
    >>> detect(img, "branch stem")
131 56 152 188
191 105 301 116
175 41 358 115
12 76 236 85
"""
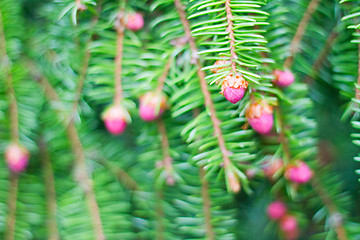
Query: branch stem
114 12 125 104
39 139 59 240
225 0 238 72
4 174 18 240
174 0 238 191
34 72 105 240
156 57 172 93
199 167 215 240
155 189 165 240
157 119 174 185
284 0 322 68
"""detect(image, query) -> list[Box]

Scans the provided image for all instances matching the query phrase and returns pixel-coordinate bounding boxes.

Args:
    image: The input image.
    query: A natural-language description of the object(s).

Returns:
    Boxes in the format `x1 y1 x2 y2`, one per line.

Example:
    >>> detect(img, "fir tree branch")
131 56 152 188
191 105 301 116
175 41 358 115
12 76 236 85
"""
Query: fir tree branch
174 0 240 192
4 174 18 240
157 119 175 185
38 138 59 240
225 0 237 72
32 70 105 240
284 0 322 68
69 1 103 122
199 167 215 240
311 178 348 240
114 11 125 105
155 189 165 240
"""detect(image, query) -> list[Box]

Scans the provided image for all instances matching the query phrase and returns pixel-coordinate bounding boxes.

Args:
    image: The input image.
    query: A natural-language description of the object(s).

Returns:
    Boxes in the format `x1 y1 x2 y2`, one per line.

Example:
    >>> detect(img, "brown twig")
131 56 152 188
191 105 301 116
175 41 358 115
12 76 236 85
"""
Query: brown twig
156 57 173 93
284 0 322 68
157 119 175 185
34 72 105 240
155 189 165 240
39 139 59 240
69 1 103 122
275 106 291 163
199 167 215 240
4 174 18 240
114 11 126 104
225 0 238 72
174 0 240 192
304 30 338 84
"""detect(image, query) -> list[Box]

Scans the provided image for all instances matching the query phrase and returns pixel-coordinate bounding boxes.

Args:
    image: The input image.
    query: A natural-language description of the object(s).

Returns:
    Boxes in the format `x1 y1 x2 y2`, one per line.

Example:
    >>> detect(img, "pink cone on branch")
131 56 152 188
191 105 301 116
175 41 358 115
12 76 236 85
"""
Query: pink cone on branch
102 104 129 135
246 100 274 135
126 13 144 31
139 91 167 122
285 160 313 184
273 70 295 87
5 143 29 173
267 201 287 220
263 158 284 180
280 215 299 240
220 73 248 104
211 60 231 74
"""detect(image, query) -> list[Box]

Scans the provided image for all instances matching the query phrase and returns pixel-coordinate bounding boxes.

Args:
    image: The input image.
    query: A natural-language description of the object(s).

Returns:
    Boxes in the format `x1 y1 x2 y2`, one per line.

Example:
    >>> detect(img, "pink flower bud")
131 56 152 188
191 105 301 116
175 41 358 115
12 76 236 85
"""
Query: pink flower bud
246 101 274 135
280 215 299 240
273 70 295 87
285 161 313 184
139 92 167 122
267 201 287 220
102 105 128 135
221 74 248 104
245 168 257 179
5 143 29 173
126 13 144 31
263 158 283 180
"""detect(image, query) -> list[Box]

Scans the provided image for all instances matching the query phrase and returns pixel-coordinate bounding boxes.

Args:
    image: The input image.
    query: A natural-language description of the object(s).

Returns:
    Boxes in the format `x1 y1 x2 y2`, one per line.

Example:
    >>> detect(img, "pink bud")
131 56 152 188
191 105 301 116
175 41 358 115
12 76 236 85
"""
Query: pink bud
248 113 273 135
5 144 29 173
246 101 274 135
280 215 299 240
220 74 248 104
267 201 287 220
126 13 144 31
263 158 283 180
102 105 128 135
285 161 313 184
223 87 246 104
139 92 167 122
273 70 295 87
245 168 257 179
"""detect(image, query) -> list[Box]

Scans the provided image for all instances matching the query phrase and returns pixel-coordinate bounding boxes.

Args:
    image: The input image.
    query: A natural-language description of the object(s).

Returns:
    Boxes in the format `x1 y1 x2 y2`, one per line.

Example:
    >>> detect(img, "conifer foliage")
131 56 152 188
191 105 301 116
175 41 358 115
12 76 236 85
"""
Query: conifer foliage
0 0 359 239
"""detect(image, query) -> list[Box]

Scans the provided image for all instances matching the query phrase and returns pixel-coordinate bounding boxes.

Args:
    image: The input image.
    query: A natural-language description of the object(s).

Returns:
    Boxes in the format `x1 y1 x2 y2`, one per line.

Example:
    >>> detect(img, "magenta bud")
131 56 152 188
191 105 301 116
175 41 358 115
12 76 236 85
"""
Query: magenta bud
263 158 284 180
285 161 313 184
139 92 167 122
280 215 299 240
223 87 246 104
248 113 274 135
221 74 248 104
267 201 287 220
5 143 29 173
273 70 295 87
246 101 274 135
126 13 144 31
102 105 128 135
